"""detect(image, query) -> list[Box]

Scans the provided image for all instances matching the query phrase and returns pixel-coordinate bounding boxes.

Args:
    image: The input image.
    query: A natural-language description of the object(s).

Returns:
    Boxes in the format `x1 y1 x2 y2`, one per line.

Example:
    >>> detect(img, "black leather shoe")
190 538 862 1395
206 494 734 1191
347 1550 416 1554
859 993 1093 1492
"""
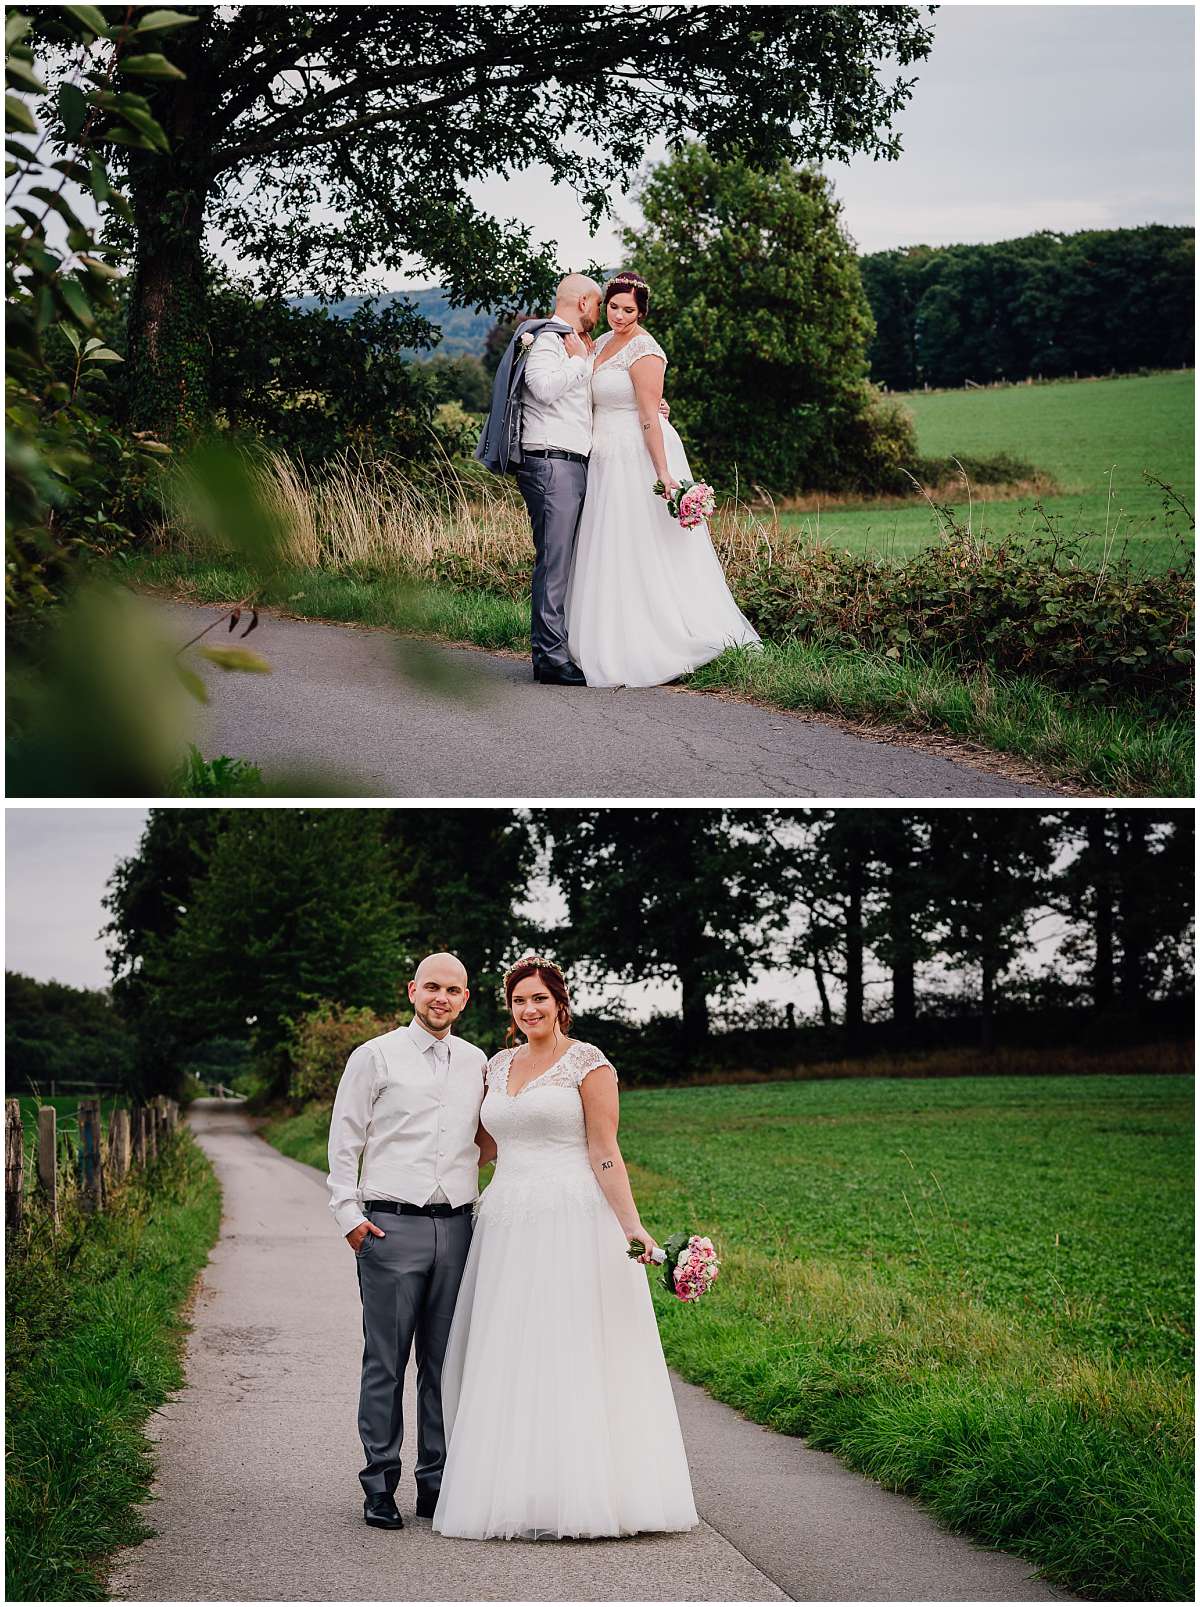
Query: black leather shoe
414 1489 439 1519
534 661 587 686
364 1492 404 1529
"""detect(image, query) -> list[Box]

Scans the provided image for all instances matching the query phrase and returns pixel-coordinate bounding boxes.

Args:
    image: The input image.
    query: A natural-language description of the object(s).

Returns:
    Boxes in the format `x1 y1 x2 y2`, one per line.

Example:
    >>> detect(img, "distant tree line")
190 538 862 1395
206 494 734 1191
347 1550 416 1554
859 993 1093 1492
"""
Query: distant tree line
860 226 1195 391
77 807 1194 1101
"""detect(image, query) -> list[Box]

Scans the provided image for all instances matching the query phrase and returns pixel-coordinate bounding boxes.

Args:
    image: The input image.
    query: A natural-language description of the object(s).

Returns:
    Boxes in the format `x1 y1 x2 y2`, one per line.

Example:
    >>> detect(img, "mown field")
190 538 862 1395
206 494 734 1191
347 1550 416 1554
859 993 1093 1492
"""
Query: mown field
778 370 1195 570
262 1067 1193 1598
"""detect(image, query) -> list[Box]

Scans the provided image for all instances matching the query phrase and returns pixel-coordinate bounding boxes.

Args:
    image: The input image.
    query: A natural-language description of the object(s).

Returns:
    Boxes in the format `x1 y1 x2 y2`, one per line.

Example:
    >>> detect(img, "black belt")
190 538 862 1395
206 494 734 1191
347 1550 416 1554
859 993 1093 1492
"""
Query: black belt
523 448 588 464
365 1199 472 1217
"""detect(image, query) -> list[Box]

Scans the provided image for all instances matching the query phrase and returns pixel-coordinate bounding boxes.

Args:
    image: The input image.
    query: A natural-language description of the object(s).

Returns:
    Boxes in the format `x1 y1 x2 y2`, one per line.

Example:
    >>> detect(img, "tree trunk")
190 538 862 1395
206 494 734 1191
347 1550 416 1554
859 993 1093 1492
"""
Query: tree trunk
811 945 833 1029
885 829 916 1037
678 969 710 1047
844 854 864 1051
125 189 212 439
1116 814 1151 1014
1086 812 1116 1012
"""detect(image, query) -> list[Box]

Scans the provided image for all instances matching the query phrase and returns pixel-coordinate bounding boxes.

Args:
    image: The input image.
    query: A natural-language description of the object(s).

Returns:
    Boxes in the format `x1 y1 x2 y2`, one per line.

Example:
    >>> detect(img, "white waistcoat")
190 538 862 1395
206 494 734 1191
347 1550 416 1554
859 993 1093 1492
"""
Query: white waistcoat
358 1028 485 1209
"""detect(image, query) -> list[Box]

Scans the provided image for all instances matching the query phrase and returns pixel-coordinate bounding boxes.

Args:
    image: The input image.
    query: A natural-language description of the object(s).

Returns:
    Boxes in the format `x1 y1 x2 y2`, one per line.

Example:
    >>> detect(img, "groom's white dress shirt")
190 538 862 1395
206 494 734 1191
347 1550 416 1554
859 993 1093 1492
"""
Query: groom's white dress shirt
327 1018 486 1237
521 316 594 457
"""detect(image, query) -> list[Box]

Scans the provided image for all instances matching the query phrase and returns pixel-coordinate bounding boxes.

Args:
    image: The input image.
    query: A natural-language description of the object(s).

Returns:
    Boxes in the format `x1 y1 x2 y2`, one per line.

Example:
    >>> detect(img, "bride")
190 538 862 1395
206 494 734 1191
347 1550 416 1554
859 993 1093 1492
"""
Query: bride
432 956 698 1540
565 270 760 688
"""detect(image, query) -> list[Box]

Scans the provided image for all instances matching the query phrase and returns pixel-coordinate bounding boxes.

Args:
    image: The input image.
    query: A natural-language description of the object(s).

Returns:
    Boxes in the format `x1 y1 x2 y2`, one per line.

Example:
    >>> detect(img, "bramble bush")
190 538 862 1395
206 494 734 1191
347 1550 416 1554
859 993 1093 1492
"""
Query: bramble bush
735 521 1193 712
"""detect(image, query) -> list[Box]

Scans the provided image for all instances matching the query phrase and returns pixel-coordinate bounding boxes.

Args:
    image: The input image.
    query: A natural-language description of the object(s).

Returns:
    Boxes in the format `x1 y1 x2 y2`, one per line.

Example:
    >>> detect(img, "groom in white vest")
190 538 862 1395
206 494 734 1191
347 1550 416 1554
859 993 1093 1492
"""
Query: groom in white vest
327 953 493 1530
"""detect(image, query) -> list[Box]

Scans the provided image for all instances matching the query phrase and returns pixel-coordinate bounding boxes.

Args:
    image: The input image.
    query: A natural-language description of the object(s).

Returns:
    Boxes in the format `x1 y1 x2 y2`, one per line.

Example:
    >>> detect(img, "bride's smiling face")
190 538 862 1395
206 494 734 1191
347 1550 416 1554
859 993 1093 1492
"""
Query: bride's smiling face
511 976 559 1041
605 292 640 334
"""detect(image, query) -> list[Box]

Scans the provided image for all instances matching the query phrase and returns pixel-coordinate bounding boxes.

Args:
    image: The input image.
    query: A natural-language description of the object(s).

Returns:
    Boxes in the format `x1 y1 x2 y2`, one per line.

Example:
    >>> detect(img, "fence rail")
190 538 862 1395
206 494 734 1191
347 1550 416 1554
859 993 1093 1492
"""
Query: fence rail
5 1095 180 1231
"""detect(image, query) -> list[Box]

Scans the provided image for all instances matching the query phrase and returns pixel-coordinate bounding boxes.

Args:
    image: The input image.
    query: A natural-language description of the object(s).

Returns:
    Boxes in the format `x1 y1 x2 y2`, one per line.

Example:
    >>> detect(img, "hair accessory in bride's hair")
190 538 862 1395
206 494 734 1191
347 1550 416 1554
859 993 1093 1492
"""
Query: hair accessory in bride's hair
503 953 565 986
606 273 648 295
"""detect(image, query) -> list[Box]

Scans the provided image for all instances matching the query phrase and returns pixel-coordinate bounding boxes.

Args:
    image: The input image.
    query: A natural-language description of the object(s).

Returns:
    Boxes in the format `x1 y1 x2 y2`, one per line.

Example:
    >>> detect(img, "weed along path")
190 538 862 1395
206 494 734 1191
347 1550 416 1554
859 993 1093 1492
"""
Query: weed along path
160 600 1052 799
108 1101 1073 1603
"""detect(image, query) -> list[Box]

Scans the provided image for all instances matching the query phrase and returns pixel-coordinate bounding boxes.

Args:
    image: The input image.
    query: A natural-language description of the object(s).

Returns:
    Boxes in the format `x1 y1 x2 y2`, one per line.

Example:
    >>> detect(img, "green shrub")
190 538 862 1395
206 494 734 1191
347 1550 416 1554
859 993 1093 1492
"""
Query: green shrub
286 1000 403 1104
736 524 1193 712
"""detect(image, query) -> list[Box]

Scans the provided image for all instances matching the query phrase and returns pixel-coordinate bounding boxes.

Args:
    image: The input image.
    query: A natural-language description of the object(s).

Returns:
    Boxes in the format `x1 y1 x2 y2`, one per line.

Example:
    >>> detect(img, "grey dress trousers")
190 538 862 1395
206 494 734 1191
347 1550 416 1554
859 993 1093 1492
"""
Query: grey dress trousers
354 1205 474 1500
516 453 589 674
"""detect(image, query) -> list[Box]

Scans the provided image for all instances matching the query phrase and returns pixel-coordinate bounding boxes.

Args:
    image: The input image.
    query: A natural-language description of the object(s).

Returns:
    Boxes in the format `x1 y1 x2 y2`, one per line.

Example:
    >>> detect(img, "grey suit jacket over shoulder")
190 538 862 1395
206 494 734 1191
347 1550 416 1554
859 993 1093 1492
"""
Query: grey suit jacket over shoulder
474 316 566 475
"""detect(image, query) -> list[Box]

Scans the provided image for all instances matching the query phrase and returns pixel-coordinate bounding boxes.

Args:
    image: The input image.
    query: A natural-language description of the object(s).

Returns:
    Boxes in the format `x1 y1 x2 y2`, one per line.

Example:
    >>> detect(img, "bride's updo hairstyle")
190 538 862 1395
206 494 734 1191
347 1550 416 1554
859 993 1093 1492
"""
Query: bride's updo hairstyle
504 954 572 1046
603 270 650 324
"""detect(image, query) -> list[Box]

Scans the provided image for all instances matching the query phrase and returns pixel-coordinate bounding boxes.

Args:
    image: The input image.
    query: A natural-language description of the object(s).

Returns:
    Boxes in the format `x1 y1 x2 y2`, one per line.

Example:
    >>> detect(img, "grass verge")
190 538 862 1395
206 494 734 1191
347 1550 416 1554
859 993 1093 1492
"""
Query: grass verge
120 553 1191 796
5 1131 221 1601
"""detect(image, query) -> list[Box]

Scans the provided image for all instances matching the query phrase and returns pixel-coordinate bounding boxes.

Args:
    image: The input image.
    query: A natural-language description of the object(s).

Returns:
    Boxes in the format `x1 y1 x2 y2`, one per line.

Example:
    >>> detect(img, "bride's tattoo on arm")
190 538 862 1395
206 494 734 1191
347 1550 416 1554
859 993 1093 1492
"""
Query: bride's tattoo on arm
600 1159 614 1171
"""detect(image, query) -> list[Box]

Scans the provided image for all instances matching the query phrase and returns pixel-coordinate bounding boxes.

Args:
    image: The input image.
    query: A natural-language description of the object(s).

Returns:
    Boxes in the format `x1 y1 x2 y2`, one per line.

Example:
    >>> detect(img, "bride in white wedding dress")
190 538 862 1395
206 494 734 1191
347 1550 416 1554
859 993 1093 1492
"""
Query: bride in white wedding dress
432 956 698 1541
565 270 760 688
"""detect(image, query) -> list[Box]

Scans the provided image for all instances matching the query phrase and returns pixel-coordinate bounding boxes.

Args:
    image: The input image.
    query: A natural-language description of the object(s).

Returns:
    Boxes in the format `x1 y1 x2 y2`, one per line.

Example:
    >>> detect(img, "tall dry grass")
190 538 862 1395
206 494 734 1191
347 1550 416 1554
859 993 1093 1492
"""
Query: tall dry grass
158 447 786 597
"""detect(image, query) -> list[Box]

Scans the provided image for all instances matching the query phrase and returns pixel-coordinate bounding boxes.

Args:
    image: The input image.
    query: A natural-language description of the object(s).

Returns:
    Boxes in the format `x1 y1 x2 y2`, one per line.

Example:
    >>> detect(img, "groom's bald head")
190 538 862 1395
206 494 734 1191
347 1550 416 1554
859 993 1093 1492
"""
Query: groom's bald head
555 273 602 332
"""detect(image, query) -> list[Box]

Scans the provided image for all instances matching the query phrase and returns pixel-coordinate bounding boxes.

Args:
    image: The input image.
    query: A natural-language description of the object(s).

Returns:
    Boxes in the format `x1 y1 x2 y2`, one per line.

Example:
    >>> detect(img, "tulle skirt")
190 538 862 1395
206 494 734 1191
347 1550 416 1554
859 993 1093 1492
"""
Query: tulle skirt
432 1169 699 1540
565 413 761 688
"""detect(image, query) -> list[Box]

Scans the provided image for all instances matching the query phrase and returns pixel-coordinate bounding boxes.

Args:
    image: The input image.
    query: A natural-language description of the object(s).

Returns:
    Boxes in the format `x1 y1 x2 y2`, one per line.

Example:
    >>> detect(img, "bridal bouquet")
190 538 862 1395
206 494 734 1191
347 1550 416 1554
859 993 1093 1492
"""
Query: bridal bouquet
652 477 716 529
628 1232 720 1302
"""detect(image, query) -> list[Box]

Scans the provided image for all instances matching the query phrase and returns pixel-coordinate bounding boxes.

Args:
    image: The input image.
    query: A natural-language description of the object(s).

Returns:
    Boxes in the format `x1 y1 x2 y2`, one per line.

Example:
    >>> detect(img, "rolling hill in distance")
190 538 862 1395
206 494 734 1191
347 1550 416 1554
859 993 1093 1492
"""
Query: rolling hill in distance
289 286 495 357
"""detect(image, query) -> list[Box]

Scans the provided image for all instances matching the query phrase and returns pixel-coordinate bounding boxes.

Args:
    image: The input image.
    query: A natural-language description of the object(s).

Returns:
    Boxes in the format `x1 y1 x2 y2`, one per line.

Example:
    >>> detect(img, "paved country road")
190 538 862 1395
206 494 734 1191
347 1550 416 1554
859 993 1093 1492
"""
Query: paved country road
159 600 1056 799
107 1102 1073 1603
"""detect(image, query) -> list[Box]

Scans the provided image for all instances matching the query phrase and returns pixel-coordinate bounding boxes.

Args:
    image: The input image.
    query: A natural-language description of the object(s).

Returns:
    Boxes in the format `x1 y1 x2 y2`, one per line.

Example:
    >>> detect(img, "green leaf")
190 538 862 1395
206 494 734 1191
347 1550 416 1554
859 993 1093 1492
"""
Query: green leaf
64 5 110 39
29 186 88 233
61 323 82 352
5 93 38 136
84 345 124 362
6 13 31 50
77 255 125 281
174 662 209 703
116 105 170 152
51 157 93 184
88 155 110 202
5 57 46 94
54 275 96 330
135 10 201 33
103 127 160 151
199 646 272 675
120 53 186 81
106 189 133 224
58 81 88 141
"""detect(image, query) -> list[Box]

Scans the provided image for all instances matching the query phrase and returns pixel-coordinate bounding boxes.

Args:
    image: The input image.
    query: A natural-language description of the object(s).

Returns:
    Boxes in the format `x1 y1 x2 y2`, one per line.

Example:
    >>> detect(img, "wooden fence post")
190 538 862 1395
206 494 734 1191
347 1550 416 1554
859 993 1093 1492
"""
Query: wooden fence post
78 1098 106 1214
108 1108 131 1186
6 1100 25 1232
37 1105 58 1226
145 1101 157 1163
132 1105 146 1169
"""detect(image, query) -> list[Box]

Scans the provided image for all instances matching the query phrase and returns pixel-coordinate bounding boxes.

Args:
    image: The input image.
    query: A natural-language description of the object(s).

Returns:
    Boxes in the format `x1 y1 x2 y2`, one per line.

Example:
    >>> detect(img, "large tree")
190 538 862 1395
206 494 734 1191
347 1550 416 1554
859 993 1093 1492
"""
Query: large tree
34 4 935 436
537 810 775 1045
381 810 535 1044
111 809 416 1097
619 145 917 492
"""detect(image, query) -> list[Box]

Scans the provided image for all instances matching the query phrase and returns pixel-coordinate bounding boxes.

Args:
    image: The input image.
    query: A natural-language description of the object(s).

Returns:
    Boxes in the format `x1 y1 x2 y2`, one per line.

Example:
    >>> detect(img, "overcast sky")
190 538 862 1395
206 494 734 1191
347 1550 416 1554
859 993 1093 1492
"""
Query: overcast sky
388 3 1195 288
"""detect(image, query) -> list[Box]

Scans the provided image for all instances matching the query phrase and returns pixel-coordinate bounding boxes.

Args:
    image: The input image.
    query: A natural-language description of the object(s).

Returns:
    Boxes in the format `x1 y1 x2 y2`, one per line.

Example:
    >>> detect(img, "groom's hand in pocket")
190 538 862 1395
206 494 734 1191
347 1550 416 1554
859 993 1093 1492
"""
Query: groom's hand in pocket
348 1221 385 1253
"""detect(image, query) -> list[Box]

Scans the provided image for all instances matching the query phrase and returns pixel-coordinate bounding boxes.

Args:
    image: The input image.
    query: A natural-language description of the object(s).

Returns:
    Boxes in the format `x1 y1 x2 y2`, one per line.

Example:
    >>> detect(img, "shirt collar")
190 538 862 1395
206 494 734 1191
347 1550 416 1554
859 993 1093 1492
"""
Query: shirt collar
407 1017 450 1055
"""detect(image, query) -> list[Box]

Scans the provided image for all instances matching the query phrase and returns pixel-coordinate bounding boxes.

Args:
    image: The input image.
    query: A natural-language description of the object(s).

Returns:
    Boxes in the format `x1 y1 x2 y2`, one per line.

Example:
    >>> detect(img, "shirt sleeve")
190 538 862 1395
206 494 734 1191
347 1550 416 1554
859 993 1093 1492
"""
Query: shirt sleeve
523 328 593 405
327 1041 381 1236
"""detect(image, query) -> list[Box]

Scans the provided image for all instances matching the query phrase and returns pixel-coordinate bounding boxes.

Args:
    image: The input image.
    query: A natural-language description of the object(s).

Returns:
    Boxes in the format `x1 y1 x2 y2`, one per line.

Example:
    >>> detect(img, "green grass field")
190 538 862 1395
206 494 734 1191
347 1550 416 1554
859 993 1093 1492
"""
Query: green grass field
261 1068 1193 1598
778 370 1195 571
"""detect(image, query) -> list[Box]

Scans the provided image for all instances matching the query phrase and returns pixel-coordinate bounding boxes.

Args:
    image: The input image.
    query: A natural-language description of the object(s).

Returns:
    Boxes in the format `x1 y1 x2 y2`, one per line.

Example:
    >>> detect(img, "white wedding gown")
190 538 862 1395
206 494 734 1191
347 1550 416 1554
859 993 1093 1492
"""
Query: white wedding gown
565 330 760 688
432 1041 698 1540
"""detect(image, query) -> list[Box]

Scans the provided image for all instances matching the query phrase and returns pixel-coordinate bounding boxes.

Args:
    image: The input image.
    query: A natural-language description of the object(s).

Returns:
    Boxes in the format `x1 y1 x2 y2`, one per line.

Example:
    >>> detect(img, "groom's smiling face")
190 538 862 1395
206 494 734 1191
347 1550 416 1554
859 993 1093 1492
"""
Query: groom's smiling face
408 953 469 1037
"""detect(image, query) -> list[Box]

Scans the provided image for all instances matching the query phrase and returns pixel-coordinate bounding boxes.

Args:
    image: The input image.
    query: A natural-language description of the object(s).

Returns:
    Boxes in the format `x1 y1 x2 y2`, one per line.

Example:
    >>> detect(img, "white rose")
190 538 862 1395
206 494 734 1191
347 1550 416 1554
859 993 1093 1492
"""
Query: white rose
519 331 535 348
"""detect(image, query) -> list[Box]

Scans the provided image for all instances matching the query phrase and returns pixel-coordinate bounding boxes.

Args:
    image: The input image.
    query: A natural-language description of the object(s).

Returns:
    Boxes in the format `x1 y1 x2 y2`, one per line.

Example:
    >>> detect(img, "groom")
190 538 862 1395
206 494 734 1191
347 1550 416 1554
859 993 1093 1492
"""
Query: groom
327 953 494 1530
476 272 669 686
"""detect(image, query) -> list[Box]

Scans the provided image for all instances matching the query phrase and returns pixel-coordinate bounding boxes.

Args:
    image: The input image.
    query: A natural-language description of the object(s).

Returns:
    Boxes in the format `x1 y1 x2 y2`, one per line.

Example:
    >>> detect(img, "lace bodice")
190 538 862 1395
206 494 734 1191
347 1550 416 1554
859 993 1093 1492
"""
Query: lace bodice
591 332 669 462
477 1042 615 1225
593 330 667 379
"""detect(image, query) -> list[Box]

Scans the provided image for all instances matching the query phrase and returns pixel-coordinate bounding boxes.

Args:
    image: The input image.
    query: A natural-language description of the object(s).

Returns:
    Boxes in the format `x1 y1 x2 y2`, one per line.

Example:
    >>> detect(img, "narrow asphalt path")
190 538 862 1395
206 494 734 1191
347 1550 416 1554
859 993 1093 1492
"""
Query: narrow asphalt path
159 600 1052 799
108 1102 1072 1603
